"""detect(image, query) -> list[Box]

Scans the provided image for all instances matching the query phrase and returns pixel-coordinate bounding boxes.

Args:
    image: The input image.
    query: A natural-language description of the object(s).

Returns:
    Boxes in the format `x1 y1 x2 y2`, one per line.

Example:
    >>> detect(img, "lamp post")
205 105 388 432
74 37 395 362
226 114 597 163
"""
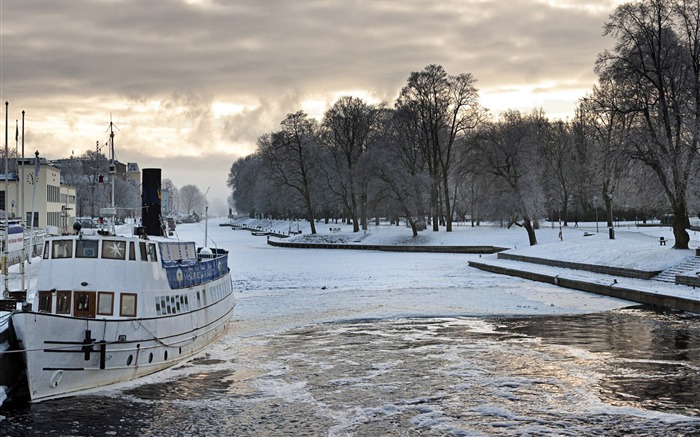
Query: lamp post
607 193 614 240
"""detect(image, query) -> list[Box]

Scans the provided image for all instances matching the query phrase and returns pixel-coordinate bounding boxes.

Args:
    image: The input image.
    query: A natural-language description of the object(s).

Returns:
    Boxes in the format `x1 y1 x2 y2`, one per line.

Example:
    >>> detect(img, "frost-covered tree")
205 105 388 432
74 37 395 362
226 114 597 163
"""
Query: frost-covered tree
258 111 321 234
320 96 381 232
595 0 700 248
475 110 546 246
396 64 483 232
179 184 207 215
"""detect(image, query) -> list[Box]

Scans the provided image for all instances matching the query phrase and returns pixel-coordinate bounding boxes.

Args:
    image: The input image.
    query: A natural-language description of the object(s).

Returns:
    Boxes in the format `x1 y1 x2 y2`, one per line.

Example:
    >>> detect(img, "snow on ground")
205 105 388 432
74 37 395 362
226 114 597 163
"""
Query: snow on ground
237 216 696 271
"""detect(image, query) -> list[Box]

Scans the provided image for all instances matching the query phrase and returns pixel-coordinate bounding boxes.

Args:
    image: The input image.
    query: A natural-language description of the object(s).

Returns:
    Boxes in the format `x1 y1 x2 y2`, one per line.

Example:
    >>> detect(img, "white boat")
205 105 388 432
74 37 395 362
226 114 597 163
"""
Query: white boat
10 222 235 402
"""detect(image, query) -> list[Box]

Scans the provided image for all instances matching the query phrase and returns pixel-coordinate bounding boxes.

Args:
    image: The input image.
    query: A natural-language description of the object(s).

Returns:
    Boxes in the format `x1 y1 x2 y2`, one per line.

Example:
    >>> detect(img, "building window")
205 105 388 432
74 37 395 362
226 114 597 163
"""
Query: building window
56 291 71 314
26 212 38 228
120 293 137 317
38 291 52 312
97 292 114 315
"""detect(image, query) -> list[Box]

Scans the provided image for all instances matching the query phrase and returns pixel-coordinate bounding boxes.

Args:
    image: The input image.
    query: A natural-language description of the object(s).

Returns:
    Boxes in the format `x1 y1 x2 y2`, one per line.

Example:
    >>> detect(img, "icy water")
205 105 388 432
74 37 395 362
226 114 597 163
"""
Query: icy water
2 308 699 436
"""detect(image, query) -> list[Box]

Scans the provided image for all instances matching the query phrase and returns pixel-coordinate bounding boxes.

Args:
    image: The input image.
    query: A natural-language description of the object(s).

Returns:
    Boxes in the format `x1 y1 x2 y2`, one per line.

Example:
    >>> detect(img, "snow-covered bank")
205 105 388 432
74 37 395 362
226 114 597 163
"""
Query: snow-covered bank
234 216 692 270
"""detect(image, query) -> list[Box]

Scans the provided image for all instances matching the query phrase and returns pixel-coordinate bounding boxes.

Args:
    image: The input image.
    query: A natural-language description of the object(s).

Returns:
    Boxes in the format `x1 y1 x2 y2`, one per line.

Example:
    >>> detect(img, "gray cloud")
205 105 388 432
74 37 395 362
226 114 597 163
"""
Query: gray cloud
1 0 621 202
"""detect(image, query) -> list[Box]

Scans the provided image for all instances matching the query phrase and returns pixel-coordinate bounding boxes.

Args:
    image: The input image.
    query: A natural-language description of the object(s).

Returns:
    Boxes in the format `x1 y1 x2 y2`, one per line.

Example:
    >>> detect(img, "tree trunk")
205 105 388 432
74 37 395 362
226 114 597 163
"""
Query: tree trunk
442 171 453 232
431 179 439 231
350 193 360 232
523 217 538 246
672 207 690 249
605 196 613 228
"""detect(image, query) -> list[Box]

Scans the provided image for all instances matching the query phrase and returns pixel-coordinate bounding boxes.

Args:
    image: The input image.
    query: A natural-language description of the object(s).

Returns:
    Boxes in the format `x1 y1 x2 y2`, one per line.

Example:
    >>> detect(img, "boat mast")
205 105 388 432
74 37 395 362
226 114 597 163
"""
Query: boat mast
108 116 116 209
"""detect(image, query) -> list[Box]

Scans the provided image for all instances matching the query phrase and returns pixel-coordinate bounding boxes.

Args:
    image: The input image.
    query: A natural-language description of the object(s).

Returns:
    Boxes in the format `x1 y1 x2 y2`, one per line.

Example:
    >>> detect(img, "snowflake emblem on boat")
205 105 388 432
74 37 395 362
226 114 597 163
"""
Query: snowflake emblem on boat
105 241 124 258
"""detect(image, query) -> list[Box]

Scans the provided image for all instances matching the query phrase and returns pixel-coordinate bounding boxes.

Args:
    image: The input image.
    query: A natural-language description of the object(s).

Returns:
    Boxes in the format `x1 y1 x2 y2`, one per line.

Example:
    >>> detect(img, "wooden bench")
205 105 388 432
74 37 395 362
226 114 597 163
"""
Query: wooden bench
660 237 667 246
330 227 341 233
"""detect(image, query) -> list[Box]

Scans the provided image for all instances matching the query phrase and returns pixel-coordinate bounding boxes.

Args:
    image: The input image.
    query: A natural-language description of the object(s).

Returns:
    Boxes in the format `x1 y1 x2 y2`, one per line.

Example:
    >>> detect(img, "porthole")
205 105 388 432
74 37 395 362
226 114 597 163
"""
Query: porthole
164 351 168 360
148 352 153 363
127 355 133 366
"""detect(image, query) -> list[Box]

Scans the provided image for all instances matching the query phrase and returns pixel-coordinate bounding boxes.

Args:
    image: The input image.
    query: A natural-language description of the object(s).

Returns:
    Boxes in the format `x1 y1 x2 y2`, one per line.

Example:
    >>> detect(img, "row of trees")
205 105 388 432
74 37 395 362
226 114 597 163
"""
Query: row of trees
228 0 699 248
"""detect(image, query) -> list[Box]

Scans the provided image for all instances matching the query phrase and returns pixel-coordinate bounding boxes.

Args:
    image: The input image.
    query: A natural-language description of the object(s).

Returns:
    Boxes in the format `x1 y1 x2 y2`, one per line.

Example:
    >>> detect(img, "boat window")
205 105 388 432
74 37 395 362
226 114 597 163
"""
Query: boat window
56 291 71 314
52 240 73 259
102 240 126 260
43 241 49 259
129 241 136 261
37 291 52 312
120 293 137 317
74 291 96 318
97 292 114 315
140 242 148 261
148 243 158 262
76 240 98 258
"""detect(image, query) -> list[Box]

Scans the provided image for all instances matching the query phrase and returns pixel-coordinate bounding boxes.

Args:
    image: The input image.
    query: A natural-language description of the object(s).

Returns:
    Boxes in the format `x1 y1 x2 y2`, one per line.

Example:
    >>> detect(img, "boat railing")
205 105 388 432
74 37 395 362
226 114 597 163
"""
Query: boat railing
162 253 229 289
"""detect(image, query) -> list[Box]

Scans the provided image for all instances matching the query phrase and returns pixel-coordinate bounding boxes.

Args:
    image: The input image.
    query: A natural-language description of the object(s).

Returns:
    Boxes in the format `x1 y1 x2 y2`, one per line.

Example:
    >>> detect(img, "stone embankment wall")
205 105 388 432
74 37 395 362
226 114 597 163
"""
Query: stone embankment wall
497 253 662 279
266 239 508 254
468 260 700 314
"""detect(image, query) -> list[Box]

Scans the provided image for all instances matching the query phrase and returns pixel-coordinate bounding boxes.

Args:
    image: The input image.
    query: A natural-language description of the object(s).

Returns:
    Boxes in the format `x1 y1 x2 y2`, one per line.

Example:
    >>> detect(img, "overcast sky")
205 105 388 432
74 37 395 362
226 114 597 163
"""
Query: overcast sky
0 0 625 207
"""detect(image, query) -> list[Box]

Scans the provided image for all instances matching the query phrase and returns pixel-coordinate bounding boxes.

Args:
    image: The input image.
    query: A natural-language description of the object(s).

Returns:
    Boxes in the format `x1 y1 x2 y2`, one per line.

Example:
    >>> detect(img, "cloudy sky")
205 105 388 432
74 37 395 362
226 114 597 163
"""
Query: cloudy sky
1 0 625 207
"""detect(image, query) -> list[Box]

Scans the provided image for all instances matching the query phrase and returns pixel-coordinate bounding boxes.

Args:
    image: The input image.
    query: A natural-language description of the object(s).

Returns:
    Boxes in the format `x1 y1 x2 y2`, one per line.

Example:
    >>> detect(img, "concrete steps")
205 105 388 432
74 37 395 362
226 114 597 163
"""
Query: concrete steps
654 256 700 283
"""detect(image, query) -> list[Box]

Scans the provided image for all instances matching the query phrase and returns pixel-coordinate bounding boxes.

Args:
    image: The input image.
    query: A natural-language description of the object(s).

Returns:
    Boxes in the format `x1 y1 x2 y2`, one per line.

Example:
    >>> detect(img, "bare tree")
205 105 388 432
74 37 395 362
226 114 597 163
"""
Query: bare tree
320 96 381 232
179 184 206 215
396 64 483 232
368 107 431 237
475 110 546 246
596 0 700 248
258 111 321 234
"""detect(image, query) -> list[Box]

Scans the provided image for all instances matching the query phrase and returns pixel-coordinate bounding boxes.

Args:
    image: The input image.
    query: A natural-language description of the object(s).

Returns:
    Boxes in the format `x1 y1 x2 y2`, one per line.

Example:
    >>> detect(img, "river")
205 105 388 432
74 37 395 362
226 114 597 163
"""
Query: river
1 223 698 436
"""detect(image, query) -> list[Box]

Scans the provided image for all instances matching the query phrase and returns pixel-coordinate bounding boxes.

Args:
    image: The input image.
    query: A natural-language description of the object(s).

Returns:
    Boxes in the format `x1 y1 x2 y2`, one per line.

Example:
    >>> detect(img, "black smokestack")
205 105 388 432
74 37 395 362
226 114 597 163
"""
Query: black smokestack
142 168 163 236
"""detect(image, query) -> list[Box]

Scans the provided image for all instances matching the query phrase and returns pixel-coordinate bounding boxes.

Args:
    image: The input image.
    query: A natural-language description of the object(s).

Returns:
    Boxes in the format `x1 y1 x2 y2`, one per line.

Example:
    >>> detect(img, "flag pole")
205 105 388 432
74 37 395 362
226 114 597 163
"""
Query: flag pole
15 120 18 219
4 101 9 297
20 111 25 292
28 151 40 266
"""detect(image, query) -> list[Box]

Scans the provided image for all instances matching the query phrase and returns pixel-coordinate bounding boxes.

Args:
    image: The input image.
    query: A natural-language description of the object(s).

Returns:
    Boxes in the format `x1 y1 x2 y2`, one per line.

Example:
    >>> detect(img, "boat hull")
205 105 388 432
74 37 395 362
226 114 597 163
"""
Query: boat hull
11 290 235 402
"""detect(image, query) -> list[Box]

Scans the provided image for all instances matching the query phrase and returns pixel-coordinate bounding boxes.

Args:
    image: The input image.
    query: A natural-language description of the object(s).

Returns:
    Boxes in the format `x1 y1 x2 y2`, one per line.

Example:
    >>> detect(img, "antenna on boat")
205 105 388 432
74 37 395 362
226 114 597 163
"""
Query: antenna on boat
106 115 119 210
203 187 210 248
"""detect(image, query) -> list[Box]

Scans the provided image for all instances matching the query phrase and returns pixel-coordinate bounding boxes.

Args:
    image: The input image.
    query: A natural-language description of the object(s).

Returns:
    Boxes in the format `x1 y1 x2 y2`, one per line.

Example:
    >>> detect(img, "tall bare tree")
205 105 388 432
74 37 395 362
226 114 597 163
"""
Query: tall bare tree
475 110 545 246
320 96 381 232
596 0 700 248
258 111 320 234
396 64 483 232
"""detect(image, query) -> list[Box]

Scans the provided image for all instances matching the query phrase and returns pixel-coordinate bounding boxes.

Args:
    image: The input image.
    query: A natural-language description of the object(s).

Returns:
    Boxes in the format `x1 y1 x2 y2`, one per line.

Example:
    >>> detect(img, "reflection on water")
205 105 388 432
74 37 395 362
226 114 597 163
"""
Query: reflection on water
498 307 700 416
2 307 700 436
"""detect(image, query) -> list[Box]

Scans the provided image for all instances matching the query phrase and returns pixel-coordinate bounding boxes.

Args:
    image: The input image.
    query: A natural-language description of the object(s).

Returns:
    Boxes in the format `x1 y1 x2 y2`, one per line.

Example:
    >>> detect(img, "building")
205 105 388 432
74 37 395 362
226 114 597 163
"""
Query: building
0 157 77 235
126 162 140 188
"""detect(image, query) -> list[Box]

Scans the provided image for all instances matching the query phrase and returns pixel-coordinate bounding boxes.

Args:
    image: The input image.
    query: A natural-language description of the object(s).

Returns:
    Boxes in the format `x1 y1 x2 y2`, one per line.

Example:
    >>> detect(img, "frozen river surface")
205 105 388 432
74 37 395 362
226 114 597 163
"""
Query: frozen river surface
2 221 699 436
